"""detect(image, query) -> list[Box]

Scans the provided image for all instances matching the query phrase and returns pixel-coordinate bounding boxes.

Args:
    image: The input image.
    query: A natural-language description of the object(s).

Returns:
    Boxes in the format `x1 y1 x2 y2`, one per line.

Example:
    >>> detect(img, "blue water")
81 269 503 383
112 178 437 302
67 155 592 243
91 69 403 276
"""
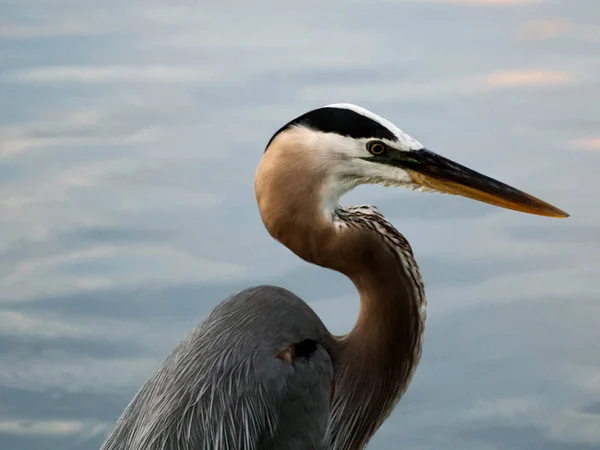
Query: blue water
1 0 599 448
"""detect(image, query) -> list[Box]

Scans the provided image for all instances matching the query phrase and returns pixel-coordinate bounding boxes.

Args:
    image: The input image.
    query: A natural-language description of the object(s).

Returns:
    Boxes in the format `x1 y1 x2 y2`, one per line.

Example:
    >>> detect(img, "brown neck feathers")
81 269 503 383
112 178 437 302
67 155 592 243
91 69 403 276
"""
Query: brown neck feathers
255 131 425 450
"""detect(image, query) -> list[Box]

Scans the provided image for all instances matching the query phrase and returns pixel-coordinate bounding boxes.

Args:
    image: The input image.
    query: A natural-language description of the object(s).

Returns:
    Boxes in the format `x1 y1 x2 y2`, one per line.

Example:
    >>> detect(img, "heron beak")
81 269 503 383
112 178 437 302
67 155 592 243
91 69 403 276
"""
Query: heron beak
400 149 569 218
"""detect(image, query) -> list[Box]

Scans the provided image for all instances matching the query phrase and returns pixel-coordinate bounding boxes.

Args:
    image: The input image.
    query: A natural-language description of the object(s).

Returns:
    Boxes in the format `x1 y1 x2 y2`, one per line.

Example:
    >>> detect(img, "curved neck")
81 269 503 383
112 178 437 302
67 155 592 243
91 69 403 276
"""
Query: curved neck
255 149 426 449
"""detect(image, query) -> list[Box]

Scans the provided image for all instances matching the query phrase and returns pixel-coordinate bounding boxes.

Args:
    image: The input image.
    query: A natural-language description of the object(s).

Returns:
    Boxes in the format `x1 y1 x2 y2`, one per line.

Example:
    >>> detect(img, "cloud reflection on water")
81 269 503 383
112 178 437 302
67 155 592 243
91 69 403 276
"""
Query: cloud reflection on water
1 0 599 449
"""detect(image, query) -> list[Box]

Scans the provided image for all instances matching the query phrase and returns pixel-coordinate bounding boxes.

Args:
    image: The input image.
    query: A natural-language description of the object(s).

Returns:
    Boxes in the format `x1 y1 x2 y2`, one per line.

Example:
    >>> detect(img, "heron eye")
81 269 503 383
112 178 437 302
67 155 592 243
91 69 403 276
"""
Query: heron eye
367 141 386 155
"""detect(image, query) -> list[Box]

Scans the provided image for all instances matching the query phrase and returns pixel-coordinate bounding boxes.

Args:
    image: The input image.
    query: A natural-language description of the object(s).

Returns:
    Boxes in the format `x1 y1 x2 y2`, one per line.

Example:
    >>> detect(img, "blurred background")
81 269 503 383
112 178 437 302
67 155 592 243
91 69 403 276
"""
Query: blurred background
1 0 599 449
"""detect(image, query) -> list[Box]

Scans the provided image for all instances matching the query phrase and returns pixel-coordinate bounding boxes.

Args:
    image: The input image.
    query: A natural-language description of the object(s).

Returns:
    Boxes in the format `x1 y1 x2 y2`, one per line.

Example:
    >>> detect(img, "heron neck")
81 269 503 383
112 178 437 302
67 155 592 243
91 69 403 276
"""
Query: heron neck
262 201 425 449
255 136 425 449
327 219 426 450
256 167 425 440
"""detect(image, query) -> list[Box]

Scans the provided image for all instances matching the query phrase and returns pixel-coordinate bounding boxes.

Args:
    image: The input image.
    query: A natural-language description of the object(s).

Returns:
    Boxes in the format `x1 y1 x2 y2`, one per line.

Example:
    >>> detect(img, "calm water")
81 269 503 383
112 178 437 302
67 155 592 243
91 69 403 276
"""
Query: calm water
1 0 599 449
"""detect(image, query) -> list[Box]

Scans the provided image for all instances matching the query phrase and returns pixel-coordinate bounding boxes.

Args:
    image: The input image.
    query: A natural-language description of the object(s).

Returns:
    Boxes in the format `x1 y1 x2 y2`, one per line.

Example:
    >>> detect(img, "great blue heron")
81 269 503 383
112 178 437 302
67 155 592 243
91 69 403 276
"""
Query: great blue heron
100 104 568 450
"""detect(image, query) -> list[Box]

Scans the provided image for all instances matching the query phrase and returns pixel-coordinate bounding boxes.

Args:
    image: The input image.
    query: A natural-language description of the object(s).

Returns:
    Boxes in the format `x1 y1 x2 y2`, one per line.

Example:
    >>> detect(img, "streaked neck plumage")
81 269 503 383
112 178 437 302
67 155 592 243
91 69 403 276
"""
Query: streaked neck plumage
255 128 427 450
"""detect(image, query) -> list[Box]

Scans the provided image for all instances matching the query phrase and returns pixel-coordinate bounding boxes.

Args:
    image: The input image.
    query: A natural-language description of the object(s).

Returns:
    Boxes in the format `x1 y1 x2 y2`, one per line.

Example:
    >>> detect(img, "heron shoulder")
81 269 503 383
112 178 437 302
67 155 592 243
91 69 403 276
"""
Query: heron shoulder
100 285 334 450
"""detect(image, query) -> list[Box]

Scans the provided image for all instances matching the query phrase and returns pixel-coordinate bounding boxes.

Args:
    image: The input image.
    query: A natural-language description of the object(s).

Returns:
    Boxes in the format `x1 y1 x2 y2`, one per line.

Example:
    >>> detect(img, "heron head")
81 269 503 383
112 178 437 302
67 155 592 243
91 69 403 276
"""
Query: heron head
263 103 568 219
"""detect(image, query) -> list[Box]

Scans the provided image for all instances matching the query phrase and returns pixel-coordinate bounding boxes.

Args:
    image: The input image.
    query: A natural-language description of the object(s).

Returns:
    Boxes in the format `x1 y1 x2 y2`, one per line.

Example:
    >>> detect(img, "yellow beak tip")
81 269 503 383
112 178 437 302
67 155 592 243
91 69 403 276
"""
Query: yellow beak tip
540 205 569 219
407 168 568 219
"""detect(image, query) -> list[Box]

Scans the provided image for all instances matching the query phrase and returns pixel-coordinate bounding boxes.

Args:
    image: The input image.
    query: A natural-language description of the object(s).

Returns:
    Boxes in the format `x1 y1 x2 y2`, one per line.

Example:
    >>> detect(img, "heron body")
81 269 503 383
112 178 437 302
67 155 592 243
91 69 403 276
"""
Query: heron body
101 104 567 450
100 286 334 450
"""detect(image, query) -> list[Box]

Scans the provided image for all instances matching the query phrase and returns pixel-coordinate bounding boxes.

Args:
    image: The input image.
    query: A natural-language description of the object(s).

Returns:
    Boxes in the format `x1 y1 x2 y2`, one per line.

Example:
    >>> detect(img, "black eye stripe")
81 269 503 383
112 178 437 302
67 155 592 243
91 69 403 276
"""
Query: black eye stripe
265 107 397 151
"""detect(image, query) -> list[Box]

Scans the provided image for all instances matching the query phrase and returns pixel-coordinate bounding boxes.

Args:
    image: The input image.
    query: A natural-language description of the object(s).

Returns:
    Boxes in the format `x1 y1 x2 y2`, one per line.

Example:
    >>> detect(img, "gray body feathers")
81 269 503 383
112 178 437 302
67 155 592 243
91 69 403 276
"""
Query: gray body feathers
100 286 334 450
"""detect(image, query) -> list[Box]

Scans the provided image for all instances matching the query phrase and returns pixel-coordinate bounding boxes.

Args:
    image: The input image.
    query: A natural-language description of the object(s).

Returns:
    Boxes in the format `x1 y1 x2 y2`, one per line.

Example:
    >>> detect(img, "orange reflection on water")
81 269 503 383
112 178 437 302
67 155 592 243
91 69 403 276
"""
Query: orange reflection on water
568 138 600 151
519 19 571 41
482 69 575 88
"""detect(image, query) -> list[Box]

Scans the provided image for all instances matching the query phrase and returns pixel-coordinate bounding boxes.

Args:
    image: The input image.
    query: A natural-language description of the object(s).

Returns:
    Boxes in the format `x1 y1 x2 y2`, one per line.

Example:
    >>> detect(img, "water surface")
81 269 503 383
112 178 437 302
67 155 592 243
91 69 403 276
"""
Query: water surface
1 0 599 448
